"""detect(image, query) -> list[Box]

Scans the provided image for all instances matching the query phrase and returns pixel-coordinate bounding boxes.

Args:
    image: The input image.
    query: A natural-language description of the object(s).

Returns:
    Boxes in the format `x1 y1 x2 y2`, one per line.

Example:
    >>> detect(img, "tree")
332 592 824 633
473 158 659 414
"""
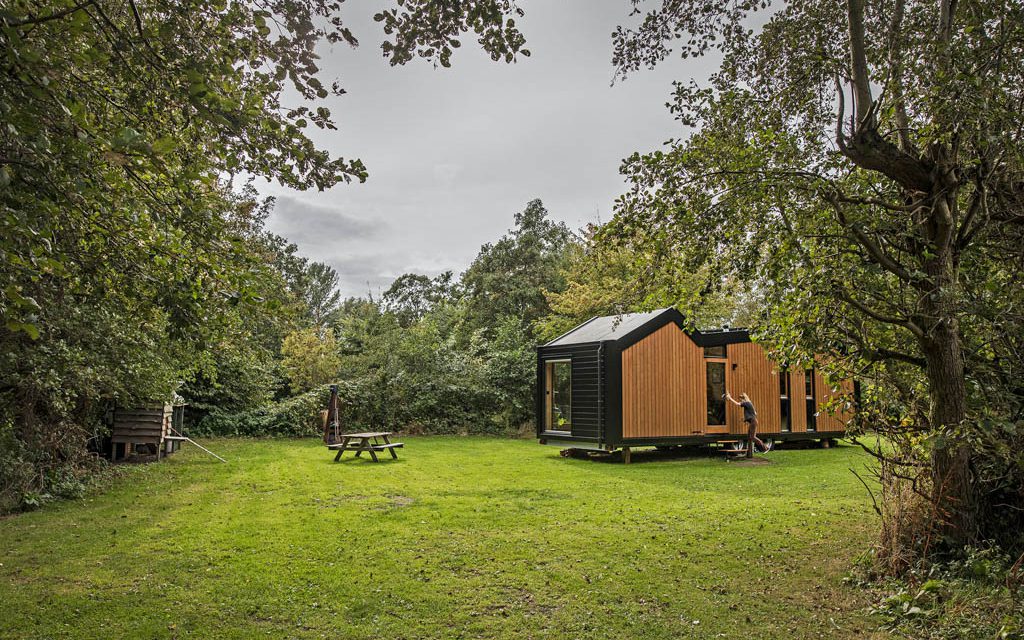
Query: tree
0 0 529 510
537 226 749 342
280 327 342 394
299 262 343 330
461 199 575 336
382 272 455 328
608 0 1024 558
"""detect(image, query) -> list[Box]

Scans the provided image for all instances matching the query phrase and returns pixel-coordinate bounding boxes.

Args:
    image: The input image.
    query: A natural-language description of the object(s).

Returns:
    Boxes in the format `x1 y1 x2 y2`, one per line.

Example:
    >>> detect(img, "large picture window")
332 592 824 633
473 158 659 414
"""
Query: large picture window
544 360 572 432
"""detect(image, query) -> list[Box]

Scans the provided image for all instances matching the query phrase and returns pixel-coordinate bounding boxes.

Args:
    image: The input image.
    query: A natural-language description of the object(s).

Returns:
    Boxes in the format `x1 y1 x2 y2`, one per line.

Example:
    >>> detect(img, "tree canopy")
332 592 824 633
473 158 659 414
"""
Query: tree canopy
607 0 1024 560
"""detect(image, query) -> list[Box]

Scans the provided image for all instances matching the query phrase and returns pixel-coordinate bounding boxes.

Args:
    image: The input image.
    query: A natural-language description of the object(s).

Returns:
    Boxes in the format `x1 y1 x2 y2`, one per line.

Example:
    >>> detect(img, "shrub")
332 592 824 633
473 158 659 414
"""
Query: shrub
194 386 333 438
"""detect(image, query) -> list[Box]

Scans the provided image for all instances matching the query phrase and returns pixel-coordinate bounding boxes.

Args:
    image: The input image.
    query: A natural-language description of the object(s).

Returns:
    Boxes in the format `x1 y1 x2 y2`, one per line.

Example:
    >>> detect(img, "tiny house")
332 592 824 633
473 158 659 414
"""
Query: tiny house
536 308 853 457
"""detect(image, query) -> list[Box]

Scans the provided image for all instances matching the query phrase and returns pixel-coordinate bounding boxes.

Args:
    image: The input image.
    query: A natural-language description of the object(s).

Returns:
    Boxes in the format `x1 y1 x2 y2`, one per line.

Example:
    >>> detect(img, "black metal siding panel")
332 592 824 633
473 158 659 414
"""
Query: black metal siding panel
537 343 604 440
604 341 622 445
535 350 545 438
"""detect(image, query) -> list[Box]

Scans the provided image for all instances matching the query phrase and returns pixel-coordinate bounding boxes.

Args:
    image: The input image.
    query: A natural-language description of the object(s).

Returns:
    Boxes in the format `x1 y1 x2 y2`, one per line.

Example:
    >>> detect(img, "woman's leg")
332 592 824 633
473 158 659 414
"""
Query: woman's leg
749 419 766 454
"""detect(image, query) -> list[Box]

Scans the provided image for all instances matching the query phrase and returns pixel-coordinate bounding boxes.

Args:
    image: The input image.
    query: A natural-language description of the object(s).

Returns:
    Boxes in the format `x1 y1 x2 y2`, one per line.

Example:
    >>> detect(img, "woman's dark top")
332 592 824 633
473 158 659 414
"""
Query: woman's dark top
740 400 757 422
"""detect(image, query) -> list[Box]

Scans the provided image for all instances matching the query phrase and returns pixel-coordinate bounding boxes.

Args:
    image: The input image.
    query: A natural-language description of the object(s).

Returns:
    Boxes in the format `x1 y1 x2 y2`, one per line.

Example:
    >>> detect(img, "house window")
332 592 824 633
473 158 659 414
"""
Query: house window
544 360 572 432
706 361 727 426
779 370 791 432
805 369 817 432
704 345 726 358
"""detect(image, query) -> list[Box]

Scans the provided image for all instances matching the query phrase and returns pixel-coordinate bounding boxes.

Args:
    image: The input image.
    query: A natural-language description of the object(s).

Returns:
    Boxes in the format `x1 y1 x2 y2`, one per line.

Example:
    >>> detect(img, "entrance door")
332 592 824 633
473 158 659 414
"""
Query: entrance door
544 360 572 432
704 346 728 433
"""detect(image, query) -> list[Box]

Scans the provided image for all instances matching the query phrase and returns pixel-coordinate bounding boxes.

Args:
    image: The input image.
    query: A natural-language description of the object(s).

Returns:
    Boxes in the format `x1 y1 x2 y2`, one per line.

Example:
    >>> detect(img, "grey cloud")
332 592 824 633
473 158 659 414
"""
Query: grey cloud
257 0 720 298
268 196 381 248
325 252 452 299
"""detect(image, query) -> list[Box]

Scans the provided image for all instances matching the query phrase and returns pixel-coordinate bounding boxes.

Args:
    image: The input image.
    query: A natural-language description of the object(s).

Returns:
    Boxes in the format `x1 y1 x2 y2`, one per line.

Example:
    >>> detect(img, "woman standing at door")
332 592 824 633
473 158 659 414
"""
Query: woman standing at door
726 391 766 458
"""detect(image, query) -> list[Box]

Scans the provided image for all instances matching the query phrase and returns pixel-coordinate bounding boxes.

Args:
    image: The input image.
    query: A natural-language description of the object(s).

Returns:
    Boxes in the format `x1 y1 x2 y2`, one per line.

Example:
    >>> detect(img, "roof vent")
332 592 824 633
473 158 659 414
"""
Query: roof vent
722 324 730 332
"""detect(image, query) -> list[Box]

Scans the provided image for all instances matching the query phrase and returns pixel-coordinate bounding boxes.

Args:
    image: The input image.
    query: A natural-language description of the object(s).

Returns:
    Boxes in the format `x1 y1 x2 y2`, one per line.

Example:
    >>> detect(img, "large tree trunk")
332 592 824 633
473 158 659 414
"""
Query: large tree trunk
918 237 976 547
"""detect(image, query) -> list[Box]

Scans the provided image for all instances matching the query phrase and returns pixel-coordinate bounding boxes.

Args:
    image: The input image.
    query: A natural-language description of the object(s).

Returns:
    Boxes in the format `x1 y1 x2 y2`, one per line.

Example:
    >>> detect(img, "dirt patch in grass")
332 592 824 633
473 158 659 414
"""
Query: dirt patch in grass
727 457 773 466
388 495 415 508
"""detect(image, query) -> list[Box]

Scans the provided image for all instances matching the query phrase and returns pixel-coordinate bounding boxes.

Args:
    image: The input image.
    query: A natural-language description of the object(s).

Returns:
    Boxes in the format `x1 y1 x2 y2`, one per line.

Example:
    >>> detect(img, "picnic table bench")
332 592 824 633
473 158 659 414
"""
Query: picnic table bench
327 432 403 462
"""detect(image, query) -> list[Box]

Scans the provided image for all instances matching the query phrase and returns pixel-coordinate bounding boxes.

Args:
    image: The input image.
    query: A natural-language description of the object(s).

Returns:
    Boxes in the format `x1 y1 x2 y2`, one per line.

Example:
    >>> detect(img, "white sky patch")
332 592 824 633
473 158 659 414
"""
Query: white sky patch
259 0 721 297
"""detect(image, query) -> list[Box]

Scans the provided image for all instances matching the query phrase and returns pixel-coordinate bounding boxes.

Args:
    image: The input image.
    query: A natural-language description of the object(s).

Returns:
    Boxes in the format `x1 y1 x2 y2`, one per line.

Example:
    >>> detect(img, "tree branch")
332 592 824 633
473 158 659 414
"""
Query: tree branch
834 285 925 337
1 0 97 28
840 0 934 192
826 194 920 286
835 193 914 213
885 0 916 154
869 347 928 368
847 0 874 128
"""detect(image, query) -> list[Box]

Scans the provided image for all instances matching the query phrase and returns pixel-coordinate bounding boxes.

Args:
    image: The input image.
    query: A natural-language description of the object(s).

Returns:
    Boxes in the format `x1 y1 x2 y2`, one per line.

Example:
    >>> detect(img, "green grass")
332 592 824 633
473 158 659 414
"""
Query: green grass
0 438 885 639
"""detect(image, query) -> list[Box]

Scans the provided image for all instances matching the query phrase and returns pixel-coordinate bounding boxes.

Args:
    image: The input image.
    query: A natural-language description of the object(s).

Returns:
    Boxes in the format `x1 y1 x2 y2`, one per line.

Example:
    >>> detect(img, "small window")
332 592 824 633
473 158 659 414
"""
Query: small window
779 370 791 432
805 369 817 432
704 345 726 358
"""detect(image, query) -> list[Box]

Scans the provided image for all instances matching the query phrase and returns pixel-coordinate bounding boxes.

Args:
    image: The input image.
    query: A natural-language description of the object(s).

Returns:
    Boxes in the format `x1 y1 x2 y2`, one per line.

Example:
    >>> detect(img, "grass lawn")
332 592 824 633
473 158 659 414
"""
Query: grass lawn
0 438 885 639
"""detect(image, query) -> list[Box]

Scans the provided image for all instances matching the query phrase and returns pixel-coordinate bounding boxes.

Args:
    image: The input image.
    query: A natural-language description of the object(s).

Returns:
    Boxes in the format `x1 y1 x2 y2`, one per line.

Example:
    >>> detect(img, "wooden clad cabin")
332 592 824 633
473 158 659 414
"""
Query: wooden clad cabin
536 308 854 455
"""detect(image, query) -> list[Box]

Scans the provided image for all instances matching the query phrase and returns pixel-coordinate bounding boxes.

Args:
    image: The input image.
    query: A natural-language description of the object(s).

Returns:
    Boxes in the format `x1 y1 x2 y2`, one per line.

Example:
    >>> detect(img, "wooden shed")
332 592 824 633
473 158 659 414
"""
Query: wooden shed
110 404 185 460
536 308 854 456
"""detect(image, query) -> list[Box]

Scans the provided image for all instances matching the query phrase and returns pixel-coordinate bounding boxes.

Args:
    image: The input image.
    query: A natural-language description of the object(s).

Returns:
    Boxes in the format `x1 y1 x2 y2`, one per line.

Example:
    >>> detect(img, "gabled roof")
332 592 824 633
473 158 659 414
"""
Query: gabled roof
542 307 751 349
544 308 684 347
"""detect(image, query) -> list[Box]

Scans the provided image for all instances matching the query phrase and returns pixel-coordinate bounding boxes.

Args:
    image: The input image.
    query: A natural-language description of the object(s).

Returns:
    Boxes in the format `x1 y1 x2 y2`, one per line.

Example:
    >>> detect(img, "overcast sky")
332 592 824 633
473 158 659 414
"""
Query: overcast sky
257 1 717 297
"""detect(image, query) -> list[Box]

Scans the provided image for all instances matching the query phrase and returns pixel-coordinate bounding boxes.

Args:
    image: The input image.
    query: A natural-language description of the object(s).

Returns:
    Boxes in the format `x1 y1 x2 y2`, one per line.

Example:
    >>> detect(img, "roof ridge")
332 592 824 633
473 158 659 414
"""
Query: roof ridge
543 315 601 347
543 308 675 347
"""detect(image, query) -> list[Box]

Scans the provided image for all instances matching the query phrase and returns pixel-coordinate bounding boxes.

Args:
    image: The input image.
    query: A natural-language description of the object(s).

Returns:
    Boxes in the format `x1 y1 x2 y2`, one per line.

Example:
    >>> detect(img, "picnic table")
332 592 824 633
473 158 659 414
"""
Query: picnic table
327 432 403 462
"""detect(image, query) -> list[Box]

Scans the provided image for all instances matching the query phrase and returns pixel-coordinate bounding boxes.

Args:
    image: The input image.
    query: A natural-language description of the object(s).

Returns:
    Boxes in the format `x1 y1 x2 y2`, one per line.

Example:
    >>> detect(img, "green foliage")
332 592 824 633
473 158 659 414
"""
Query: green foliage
864 547 1024 639
375 0 528 67
461 199 575 336
193 386 333 438
608 0 1024 559
280 327 343 394
382 272 455 328
333 299 520 435
536 229 748 343
321 201 576 436
0 0 533 511
296 262 343 329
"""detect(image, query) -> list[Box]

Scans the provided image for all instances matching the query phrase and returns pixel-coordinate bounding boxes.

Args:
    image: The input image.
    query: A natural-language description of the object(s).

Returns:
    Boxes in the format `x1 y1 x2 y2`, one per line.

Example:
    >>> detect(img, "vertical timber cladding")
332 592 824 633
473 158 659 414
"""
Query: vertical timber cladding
621 324 704 438
814 369 854 433
789 369 808 433
725 342 783 434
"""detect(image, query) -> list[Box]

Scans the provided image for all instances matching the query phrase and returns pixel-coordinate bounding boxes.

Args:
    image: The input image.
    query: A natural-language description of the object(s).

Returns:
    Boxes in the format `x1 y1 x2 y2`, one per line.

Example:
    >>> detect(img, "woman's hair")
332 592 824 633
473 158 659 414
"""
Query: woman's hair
740 392 751 402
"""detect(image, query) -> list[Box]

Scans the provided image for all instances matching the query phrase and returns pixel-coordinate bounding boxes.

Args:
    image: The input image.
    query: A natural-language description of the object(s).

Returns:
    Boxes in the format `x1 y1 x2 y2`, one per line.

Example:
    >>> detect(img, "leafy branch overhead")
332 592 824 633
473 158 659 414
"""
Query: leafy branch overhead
374 0 529 67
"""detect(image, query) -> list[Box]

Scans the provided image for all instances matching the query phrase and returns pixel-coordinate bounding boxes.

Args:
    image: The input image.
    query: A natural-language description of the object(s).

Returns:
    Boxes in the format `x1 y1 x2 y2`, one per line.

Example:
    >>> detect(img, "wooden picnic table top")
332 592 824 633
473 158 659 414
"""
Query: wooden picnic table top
340 431 391 439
